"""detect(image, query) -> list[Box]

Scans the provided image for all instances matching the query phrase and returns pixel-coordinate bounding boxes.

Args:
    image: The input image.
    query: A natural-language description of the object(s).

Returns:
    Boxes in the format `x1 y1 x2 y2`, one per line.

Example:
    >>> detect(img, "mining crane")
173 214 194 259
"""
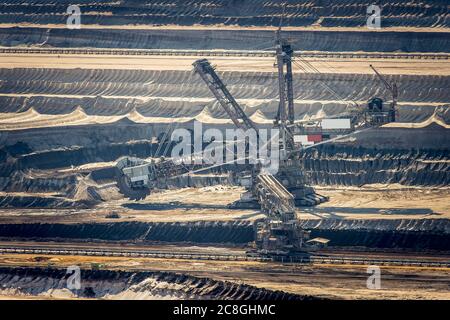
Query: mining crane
188 33 330 255
274 27 296 151
192 58 326 207
113 30 398 257
114 40 326 256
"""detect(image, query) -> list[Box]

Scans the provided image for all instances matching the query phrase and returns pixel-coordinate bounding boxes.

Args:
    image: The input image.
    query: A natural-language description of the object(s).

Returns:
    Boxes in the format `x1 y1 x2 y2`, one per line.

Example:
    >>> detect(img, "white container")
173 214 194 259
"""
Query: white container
321 118 351 129
293 135 308 143
293 135 314 146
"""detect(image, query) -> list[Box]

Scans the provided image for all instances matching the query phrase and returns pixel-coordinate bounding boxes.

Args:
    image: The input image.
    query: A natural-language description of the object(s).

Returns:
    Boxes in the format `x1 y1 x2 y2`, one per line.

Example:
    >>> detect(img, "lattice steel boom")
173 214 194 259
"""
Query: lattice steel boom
193 59 258 132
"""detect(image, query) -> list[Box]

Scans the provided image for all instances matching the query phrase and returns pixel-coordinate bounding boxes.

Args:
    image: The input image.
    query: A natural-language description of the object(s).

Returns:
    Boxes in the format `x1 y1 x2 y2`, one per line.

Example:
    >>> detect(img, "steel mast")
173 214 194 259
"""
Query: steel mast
274 24 295 154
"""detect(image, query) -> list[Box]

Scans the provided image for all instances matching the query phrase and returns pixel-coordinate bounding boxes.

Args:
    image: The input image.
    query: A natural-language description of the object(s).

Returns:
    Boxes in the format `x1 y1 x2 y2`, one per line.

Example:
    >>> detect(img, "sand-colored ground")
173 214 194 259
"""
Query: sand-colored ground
303 185 450 220
0 185 449 224
1 53 448 75
0 23 449 33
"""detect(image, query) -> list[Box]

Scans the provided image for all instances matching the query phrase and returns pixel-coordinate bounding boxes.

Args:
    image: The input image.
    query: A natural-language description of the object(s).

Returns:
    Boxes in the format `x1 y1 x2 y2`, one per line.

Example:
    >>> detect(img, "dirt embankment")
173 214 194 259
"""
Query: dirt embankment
0 266 308 300
0 219 448 251
1 27 449 52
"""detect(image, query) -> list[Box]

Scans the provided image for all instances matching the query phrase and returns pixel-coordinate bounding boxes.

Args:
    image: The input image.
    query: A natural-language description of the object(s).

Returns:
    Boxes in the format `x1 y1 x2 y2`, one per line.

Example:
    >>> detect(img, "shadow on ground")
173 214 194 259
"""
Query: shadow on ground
301 206 437 217
122 202 231 211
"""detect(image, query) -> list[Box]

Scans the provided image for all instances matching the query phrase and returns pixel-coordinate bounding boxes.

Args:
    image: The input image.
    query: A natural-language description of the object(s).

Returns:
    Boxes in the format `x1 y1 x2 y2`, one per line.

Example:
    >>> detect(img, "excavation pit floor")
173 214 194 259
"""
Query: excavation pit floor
0 185 448 224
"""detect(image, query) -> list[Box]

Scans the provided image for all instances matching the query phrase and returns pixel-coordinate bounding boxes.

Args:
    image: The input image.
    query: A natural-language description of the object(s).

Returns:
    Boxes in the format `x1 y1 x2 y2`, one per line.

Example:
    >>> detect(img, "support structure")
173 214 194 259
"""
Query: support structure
275 29 295 125
253 173 309 255
274 29 295 152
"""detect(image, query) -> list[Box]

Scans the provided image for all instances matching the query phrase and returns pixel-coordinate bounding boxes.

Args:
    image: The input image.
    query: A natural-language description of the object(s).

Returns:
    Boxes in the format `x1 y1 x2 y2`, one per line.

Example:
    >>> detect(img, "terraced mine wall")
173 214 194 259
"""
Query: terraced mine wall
0 219 448 251
0 134 448 209
343 125 450 150
0 267 307 300
1 68 448 140
0 179 223 209
0 221 254 244
0 0 448 28
1 142 447 196
301 145 450 187
0 194 91 209
1 28 449 53
0 70 448 119
2 96 447 124
15 141 163 170
0 168 78 193
302 219 450 251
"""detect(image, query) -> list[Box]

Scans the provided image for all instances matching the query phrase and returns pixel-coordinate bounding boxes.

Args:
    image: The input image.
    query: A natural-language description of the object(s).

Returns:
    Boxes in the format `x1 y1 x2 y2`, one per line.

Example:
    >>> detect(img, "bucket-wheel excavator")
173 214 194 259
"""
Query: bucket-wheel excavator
113 29 397 257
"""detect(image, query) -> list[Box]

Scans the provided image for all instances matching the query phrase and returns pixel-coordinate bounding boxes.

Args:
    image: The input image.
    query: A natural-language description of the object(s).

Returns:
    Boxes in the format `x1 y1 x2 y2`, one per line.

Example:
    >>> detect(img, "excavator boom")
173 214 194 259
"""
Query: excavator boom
370 64 397 122
193 59 258 132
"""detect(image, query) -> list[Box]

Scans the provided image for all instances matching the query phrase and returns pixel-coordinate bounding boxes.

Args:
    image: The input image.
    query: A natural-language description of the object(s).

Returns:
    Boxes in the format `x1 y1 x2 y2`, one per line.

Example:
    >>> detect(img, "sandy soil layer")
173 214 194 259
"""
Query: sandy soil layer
0 253 448 300
303 185 450 220
1 53 448 75
0 185 448 224
0 24 449 33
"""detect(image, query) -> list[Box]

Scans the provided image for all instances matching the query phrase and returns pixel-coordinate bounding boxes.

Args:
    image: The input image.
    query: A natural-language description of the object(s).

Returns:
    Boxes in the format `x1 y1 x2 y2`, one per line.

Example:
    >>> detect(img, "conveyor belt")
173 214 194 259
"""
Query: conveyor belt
0 48 448 60
1 245 448 268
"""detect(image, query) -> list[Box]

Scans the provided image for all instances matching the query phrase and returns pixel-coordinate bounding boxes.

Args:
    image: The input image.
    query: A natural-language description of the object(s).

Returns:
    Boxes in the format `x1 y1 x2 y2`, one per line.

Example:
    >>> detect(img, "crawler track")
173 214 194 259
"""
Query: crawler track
0 244 448 268
0 47 448 60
